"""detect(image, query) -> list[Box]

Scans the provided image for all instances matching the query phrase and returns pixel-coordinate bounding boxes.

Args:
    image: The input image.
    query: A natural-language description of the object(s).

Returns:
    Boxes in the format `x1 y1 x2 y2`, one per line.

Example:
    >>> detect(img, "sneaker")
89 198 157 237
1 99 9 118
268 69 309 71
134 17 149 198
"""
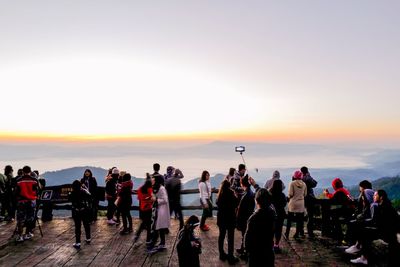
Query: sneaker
345 245 361 254
23 233 34 240
15 235 24 243
107 219 116 225
85 239 91 244
350 256 368 265
200 225 210 231
73 243 81 249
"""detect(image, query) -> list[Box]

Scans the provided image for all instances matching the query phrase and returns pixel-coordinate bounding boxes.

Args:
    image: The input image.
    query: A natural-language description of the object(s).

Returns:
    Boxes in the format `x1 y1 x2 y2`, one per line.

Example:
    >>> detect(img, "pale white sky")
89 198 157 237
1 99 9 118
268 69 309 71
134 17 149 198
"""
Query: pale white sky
1 1 399 143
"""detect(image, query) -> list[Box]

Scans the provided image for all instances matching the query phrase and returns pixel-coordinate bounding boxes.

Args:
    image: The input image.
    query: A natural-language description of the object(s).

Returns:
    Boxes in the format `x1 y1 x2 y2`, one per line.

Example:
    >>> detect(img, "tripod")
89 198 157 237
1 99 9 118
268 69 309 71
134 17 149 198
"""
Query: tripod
10 201 43 240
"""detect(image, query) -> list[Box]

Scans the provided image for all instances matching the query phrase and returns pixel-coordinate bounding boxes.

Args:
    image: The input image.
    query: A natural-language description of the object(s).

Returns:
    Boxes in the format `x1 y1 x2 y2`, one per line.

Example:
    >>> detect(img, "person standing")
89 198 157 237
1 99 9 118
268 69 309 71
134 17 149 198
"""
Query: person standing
148 175 170 252
300 166 318 238
264 170 285 191
69 180 92 249
244 188 277 267
165 168 184 229
199 170 212 231
236 175 255 259
216 180 239 264
134 177 154 245
285 170 307 240
269 179 287 253
15 166 39 242
152 163 164 186
230 164 246 198
105 167 119 225
2 165 15 221
80 169 98 222
117 173 133 234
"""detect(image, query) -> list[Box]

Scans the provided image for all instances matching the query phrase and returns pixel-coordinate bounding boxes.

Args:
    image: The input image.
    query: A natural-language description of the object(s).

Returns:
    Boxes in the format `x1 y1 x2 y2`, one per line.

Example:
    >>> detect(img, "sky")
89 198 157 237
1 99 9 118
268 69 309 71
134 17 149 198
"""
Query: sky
1 1 400 145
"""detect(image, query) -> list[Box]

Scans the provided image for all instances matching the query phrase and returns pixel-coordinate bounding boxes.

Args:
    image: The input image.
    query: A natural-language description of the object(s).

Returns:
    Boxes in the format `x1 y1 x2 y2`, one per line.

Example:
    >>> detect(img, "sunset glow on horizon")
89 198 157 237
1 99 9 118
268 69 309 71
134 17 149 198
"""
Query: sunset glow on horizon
1 1 400 147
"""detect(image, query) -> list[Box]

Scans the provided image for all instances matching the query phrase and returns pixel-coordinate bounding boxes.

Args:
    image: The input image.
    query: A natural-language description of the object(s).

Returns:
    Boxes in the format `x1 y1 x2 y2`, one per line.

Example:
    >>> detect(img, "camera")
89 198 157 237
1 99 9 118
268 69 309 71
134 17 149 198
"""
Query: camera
235 146 245 153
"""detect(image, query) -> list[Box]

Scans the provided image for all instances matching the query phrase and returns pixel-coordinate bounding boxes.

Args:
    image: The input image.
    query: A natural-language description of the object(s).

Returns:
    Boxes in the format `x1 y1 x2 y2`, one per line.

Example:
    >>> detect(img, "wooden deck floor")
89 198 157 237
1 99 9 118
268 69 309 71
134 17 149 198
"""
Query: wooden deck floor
0 217 356 267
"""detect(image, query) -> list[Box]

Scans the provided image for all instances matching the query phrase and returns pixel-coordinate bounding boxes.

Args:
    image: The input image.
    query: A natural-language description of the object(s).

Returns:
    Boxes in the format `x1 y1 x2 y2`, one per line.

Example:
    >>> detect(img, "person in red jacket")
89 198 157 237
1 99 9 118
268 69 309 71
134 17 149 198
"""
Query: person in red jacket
134 177 154 246
15 166 39 242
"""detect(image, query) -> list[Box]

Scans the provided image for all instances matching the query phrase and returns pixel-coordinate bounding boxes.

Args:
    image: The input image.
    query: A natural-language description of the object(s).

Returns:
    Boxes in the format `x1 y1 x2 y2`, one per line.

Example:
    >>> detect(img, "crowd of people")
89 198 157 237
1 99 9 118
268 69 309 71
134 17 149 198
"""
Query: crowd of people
1 163 399 266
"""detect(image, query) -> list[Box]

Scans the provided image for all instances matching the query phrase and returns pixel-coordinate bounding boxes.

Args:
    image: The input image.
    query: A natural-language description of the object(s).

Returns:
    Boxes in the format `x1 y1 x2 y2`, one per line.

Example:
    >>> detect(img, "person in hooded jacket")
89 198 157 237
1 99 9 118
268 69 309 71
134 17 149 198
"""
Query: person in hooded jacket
69 180 91 249
323 177 355 243
264 170 285 191
285 170 307 240
244 188 277 267
80 169 98 222
177 215 202 267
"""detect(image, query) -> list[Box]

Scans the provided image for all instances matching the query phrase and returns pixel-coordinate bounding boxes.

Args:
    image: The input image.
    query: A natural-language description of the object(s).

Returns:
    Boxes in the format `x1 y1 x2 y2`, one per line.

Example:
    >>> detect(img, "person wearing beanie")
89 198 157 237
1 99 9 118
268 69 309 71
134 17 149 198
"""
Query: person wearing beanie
285 170 307 240
264 170 285 191
323 177 355 244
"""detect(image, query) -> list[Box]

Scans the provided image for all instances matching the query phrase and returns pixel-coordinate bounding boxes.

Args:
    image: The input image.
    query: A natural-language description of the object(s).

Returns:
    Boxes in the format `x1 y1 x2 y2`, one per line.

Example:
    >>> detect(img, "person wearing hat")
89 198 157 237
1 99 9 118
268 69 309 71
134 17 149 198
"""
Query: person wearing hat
177 215 202 267
285 170 307 240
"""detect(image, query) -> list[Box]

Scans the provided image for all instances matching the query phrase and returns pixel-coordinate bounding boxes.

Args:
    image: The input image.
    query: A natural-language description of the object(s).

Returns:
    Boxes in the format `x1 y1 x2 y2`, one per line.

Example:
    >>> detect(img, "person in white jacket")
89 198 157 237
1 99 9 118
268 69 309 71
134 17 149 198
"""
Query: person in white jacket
149 175 170 252
199 170 212 231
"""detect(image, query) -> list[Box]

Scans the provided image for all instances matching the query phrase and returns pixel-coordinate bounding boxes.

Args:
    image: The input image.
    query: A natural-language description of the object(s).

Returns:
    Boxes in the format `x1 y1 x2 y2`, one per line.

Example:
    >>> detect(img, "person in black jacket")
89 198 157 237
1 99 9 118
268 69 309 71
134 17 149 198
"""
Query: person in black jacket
216 180 239 264
177 215 202 267
350 190 400 266
117 173 133 235
165 168 184 229
80 169 98 222
300 166 318 238
269 179 287 253
69 180 92 249
236 175 255 259
105 168 119 225
244 188 277 267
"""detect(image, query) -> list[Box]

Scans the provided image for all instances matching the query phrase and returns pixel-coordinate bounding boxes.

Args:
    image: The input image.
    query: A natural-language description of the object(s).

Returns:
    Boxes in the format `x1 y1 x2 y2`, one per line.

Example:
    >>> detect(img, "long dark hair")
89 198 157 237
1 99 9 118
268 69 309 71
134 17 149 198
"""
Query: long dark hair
4 165 13 176
217 180 231 201
83 169 93 179
141 179 152 194
72 180 82 192
199 170 209 183
270 179 284 196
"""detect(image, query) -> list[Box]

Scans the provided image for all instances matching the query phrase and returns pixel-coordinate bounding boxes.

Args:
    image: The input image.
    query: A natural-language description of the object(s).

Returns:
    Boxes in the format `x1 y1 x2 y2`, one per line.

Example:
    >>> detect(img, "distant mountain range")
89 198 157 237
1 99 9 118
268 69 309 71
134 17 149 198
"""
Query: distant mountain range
42 166 400 208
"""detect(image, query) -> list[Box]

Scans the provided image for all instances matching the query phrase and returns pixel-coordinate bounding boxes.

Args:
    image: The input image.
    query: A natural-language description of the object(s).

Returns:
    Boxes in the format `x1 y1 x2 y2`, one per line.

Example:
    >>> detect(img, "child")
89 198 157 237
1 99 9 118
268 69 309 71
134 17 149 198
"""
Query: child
177 215 202 267
69 180 92 249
